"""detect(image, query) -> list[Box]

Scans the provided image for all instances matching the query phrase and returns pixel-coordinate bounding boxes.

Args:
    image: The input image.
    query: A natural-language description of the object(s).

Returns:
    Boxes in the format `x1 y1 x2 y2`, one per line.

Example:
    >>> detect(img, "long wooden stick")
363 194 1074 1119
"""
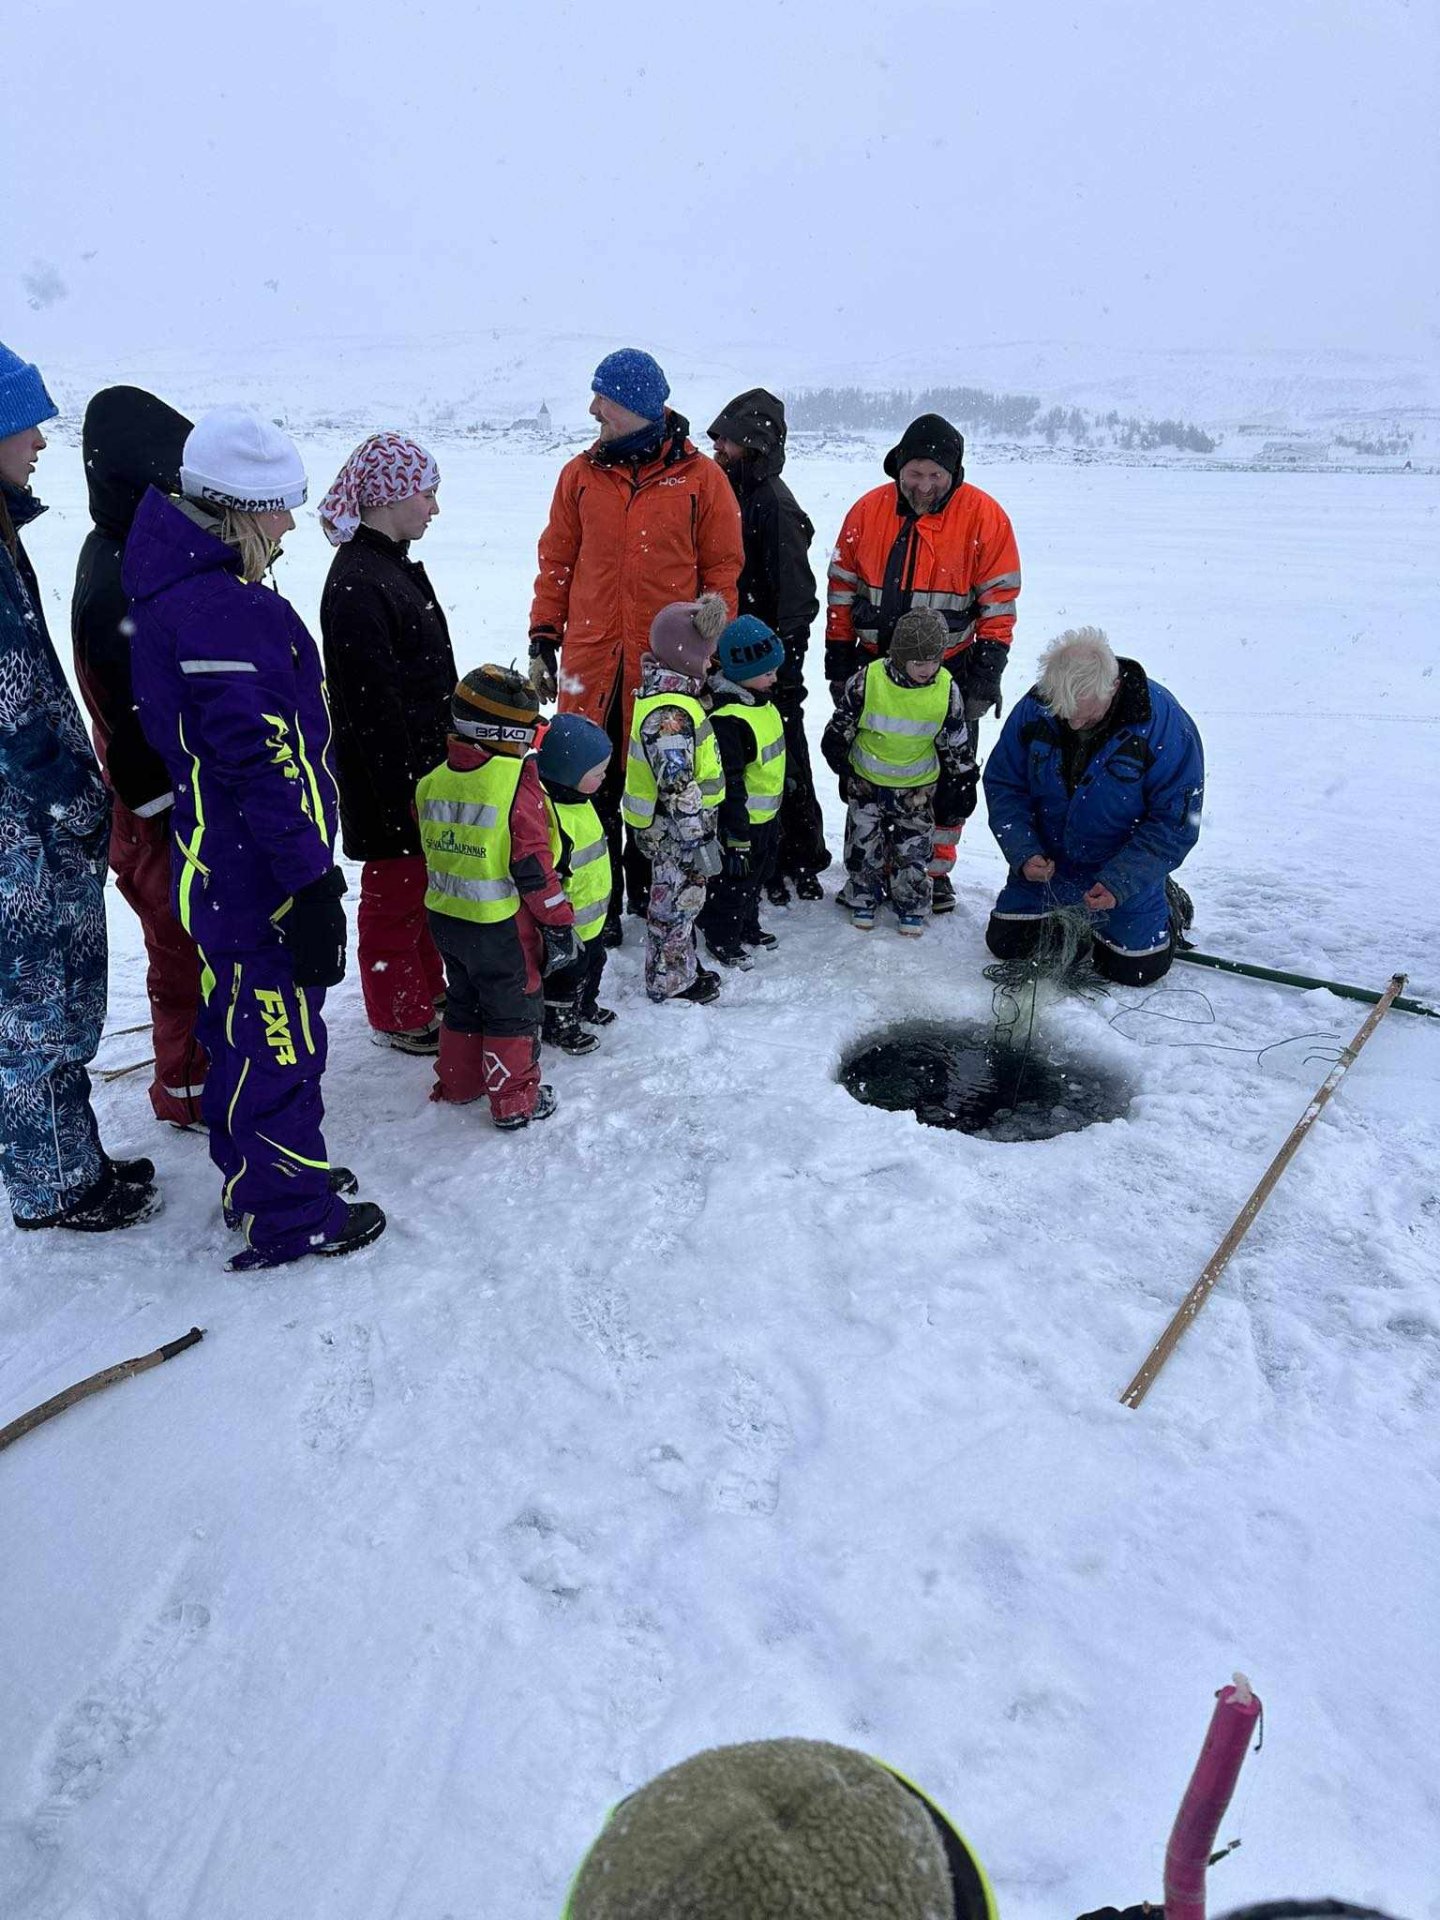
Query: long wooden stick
0 1327 205 1454
1121 973 1406 1409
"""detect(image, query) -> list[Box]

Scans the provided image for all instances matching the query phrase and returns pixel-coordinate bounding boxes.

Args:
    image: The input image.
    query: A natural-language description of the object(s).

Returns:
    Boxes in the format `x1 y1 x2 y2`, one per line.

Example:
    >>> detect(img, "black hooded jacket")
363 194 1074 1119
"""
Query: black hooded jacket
320 523 458 861
708 389 819 666
71 386 193 814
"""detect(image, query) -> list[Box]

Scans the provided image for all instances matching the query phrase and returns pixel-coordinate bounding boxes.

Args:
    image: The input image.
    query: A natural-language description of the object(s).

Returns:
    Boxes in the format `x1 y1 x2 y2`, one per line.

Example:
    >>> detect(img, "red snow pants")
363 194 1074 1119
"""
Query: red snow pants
357 856 446 1034
109 802 207 1126
426 908 543 1124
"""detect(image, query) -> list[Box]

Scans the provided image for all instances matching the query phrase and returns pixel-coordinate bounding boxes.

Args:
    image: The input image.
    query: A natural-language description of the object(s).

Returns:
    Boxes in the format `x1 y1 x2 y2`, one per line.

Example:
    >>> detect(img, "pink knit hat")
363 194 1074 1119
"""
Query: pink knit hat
648 593 728 681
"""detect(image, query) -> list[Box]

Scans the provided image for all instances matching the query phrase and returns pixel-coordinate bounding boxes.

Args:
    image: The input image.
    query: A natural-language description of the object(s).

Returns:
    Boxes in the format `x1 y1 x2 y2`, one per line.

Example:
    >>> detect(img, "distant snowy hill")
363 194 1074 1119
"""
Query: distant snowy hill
37 330 1440 448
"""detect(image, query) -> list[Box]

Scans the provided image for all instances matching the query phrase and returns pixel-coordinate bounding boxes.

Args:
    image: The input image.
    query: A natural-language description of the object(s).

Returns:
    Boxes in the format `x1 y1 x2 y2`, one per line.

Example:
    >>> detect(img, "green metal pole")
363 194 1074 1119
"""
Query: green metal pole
1174 948 1440 1020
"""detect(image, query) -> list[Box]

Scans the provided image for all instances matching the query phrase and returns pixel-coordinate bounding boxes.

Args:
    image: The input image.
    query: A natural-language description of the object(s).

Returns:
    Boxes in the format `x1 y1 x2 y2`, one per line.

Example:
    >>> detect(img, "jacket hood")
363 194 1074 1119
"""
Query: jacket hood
639 651 705 700
122 488 241 602
1 479 45 532
708 388 787 478
707 669 768 707
82 386 194 540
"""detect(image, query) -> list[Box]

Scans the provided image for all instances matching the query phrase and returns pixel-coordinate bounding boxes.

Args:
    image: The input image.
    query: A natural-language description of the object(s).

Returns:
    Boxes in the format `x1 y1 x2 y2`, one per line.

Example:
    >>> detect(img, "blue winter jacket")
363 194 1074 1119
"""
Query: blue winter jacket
1 483 111 883
983 659 1203 903
123 489 340 955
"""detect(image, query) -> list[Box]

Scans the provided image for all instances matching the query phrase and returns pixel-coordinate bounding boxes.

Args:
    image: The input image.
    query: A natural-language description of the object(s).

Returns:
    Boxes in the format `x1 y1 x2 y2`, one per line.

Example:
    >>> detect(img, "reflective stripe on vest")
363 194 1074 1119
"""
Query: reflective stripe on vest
850 658 951 788
544 792 613 943
416 754 525 922
711 697 787 824
621 693 725 828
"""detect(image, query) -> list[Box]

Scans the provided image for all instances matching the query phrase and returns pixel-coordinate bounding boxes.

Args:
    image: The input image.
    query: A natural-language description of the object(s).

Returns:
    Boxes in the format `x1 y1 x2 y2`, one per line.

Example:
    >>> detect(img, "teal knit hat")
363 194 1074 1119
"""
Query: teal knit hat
564 1738 994 1920
0 342 58 439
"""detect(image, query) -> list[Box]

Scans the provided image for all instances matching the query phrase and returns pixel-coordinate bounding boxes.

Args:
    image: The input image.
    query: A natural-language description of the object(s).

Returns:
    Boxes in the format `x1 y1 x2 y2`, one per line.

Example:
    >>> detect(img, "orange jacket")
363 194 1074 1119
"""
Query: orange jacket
825 479 1020 679
529 419 743 739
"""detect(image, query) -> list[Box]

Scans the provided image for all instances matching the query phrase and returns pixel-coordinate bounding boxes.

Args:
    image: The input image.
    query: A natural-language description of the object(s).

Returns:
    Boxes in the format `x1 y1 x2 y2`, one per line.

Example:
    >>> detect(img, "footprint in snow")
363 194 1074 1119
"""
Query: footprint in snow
707 1368 795 1517
566 1279 655 1396
503 1507 588 1606
29 1600 211 1841
300 1323 375 1454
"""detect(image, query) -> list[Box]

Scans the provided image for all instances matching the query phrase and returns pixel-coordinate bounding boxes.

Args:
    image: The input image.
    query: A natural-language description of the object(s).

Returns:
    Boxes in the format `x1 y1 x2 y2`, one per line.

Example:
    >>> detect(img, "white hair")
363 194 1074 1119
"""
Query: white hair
1036 626 1119 720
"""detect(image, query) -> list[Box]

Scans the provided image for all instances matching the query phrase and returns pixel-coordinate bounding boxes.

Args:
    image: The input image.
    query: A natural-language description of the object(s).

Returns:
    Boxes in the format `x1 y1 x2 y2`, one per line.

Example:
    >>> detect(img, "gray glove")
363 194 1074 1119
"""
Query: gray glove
697 837 724 879
964 693 1000 735
528 632 559 704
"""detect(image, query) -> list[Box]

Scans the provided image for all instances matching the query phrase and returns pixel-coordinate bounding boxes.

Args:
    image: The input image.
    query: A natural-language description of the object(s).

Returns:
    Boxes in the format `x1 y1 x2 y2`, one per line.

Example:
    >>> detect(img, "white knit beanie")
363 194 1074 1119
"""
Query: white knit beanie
180 406 307 513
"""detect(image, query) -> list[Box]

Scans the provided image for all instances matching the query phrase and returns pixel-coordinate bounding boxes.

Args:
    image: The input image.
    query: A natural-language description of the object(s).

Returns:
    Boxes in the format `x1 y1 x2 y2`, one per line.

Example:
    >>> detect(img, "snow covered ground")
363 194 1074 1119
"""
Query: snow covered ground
3 432 1439 1919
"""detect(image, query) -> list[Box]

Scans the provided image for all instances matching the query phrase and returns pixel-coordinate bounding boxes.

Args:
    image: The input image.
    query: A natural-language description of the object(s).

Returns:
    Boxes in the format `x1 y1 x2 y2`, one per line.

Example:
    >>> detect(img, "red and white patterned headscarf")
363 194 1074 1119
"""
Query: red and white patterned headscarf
318 431 440 545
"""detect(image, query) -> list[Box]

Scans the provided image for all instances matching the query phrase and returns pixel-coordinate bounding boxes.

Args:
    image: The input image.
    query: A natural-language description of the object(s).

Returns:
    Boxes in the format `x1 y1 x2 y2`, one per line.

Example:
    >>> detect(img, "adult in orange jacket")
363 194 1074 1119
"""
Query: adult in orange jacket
528 350 743 935
825 413 1020 911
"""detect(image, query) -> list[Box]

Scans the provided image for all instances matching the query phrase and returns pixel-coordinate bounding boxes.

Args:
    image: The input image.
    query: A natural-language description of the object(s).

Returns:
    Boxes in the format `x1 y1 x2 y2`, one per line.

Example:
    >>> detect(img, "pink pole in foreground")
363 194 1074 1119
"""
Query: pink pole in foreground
1163 1674 1263 1920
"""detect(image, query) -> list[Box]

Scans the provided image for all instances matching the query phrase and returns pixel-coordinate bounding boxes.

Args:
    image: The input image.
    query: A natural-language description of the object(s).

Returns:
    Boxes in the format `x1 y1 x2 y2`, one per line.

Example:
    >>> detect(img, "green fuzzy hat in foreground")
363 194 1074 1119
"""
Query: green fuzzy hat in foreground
566 1738 970 1919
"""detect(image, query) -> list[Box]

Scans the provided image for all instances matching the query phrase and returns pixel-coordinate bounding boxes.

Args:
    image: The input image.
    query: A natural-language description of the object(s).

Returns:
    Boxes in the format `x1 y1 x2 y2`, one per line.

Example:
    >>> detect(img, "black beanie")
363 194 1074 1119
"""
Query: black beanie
884 413 966 484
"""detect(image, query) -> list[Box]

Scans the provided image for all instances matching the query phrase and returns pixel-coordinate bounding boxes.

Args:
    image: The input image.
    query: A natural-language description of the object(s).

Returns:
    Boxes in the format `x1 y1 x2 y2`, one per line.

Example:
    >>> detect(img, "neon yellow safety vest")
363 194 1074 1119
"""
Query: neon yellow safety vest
543 792 612 943
710 697 787 823
416 753 525 923
850 659 952 788
620 692 725 829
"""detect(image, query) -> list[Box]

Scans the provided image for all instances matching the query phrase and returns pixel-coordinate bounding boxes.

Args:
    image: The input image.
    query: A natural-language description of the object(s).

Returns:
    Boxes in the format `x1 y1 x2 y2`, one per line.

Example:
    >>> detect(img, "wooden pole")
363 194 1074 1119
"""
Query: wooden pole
1121 973 1406 1409
0 1328 205 1454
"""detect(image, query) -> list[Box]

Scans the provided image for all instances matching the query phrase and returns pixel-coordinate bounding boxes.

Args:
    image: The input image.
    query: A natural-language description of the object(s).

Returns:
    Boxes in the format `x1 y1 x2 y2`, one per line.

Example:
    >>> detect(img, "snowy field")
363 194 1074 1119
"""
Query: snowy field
3 433 1439 1919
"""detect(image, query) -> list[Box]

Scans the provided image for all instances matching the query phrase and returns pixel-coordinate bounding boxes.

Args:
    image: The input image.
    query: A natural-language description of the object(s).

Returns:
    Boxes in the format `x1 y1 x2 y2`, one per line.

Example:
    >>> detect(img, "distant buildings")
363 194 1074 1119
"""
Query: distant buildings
510 400 552 433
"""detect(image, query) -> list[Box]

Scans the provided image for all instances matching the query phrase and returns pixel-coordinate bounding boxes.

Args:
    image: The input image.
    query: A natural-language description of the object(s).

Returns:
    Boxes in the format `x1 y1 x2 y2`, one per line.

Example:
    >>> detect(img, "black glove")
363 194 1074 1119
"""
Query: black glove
961 638 1008 713
837 770 850 803
934 768 974 827
850 596 881 636
721 837 751 879
1076 1905 1163 1920
528 630 559 703
540 923 580 977
276 867 348 988
824 639 860 692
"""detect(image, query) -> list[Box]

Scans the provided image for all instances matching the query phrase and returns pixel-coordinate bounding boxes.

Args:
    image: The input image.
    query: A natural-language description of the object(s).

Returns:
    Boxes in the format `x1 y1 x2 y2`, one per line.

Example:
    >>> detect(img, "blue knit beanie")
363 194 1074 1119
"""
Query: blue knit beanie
0 342 59 440
592 349 670 423
538 712 612 789
718 615 785 684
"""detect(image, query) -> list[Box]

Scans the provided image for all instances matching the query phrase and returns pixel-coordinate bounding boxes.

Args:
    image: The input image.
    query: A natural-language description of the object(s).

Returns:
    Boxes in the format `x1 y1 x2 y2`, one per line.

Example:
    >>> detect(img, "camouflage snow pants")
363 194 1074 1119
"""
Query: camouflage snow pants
844 776 937 916
643 852 709 1001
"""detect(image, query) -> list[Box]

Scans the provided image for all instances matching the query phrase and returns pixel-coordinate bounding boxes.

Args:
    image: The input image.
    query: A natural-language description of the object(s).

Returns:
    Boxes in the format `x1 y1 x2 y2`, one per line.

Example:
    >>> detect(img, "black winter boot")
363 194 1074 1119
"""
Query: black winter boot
931 873 956 914
674 968 722 1004
494 1085 559 1130
106 1152 156 1185
315 1200 387 1258
793 872 825 901
765 876 791 907
15 1170 163 1235
579 1001 617 1027
543 1004 601 1055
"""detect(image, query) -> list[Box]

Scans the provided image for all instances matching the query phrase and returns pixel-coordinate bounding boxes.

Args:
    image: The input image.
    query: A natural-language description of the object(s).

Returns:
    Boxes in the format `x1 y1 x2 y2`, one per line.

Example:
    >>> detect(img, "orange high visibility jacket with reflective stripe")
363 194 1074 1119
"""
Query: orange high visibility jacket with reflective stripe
825 480 1020 661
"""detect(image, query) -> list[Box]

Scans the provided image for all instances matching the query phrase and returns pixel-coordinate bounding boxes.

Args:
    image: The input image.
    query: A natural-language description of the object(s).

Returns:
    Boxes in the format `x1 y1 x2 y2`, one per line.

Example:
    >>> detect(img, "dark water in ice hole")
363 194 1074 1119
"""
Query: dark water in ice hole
839 1018 1133 1141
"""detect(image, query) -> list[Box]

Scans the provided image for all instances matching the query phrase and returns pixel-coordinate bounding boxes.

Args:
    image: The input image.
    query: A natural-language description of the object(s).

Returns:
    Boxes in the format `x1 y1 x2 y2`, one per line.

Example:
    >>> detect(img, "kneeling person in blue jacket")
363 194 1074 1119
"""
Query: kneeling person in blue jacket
983 627 1203 987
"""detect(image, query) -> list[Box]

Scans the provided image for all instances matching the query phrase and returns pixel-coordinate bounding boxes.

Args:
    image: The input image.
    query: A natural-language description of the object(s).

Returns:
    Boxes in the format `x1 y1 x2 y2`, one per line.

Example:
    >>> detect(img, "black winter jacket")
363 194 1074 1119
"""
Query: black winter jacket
319 524 458 861
70 386 193 814
709 389 819 676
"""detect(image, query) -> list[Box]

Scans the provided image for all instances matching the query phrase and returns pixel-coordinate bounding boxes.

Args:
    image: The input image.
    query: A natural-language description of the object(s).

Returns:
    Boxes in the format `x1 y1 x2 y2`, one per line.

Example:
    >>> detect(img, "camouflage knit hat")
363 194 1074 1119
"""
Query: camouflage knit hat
565 1738 981 1920
890 610 949 672
451 664 540 755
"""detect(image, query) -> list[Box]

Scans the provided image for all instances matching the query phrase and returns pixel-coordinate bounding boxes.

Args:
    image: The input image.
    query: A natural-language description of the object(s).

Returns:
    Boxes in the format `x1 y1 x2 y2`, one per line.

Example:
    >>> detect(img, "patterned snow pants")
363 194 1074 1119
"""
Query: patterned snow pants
643 852 709 1001
844 776 937 916
0 867 108 1222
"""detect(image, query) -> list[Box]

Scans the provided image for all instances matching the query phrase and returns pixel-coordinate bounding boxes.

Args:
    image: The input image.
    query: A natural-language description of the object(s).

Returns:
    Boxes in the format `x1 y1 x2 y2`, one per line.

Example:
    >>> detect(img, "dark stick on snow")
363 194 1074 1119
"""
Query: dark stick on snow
0 1328 206 1455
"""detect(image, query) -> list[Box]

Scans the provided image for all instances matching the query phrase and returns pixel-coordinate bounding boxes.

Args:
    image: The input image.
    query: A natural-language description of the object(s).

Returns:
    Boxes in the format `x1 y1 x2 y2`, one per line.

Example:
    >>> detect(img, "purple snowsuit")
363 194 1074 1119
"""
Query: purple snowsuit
124 491 348 1264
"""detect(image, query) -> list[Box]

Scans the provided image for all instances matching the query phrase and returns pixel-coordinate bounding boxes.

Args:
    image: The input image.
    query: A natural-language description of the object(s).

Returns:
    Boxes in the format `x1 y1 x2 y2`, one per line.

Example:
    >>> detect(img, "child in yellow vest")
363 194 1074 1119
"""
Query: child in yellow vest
699 615 788 968
416 666 578 1129
620 595 728 1004
821 610 975 935
536 714 614 1055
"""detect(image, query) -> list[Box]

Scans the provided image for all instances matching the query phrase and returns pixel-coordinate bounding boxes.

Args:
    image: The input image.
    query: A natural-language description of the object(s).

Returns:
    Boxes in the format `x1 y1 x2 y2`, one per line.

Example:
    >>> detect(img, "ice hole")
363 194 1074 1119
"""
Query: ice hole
838 1017 1133 1141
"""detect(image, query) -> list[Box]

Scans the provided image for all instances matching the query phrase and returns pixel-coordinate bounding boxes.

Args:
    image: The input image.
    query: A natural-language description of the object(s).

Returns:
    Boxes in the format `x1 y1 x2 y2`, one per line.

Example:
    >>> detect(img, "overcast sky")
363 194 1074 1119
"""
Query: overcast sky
5 0 1436 370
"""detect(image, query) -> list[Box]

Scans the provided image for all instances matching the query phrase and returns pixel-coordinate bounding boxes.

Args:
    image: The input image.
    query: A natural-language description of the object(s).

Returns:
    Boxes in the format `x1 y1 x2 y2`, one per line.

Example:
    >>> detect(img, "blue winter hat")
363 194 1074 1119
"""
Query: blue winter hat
538 712 612 789
718 615 785 683
0 342 59 439
592 348 670 423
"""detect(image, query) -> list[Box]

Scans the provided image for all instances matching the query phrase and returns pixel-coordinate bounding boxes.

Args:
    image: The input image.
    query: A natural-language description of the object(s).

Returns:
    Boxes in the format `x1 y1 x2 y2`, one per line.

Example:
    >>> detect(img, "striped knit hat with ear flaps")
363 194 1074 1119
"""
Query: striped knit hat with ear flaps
451 664 540 756
564 1737 994 1920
